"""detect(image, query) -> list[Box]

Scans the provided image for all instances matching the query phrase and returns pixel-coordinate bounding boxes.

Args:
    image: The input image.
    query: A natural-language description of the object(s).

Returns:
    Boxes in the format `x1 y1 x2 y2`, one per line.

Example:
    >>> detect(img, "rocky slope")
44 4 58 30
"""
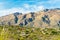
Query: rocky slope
0 8 60 28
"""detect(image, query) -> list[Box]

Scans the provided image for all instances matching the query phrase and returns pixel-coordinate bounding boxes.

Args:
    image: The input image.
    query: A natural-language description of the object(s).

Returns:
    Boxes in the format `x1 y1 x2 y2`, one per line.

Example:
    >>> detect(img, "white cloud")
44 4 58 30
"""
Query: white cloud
23 4 44 11
0 4 44 17
0 8 23 16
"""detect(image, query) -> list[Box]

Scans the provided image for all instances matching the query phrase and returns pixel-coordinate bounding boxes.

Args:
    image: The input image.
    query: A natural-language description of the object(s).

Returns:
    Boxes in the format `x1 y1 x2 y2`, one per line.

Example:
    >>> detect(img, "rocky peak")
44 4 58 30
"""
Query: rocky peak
13 12 22 16
44 9 49 12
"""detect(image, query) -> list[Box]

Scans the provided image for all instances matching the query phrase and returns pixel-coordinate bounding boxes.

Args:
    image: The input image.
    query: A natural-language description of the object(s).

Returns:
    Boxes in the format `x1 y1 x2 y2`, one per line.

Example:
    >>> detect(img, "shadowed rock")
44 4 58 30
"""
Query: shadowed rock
14 12 22 24
57 21 60 26
28 18 33 22
22 14 26 20
14 16 18 23
19 22 23 27
30 12 35 19
42 15 50 24
44 9 49 12
24 19 28 25
14 12 22 16
8 22 11 25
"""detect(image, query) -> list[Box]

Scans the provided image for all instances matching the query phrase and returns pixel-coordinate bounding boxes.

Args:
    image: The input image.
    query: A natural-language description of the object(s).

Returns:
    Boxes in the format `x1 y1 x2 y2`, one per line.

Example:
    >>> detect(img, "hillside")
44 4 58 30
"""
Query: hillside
0 8 60 28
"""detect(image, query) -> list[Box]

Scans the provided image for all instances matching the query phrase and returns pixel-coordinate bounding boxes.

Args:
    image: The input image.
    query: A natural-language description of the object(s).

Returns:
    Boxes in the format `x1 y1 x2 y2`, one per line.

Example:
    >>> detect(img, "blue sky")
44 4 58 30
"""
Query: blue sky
0 0 60 16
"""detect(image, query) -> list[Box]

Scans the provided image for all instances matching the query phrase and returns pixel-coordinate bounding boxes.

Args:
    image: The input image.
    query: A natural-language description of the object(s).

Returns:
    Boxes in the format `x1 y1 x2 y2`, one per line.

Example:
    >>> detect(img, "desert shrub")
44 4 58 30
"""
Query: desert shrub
0 25 60 40
51 31 58 35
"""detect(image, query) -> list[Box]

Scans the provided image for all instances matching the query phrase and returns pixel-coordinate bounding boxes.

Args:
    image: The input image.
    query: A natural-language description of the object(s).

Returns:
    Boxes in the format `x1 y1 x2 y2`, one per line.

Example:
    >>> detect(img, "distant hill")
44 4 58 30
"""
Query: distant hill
0 8 60 28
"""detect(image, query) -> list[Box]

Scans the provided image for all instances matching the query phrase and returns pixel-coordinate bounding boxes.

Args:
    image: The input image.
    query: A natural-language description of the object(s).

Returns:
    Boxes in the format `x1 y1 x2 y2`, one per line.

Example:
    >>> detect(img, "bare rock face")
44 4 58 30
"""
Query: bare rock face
14 12 22 24
0 12 22 25
0 8 60 28
42 15 50 24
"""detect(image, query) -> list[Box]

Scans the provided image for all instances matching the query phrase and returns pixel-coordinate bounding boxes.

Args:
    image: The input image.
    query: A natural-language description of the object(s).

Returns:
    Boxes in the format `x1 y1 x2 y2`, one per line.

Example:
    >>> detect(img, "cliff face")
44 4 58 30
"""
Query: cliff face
0 9 60 28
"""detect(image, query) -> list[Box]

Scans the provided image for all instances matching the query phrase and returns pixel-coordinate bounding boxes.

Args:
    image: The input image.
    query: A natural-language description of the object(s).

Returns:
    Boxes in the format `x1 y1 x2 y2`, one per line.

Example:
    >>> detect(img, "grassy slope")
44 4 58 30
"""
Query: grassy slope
0 25 60 40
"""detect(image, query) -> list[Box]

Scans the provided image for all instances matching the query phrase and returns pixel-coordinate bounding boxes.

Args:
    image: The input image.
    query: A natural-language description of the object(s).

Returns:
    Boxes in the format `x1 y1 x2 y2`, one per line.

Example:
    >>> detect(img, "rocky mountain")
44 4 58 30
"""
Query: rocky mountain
0 8 60 28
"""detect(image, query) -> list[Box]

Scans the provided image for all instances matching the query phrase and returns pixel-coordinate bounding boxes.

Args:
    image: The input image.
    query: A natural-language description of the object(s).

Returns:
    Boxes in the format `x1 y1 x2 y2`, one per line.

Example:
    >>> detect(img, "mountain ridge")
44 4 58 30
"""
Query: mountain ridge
0 8 60 28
